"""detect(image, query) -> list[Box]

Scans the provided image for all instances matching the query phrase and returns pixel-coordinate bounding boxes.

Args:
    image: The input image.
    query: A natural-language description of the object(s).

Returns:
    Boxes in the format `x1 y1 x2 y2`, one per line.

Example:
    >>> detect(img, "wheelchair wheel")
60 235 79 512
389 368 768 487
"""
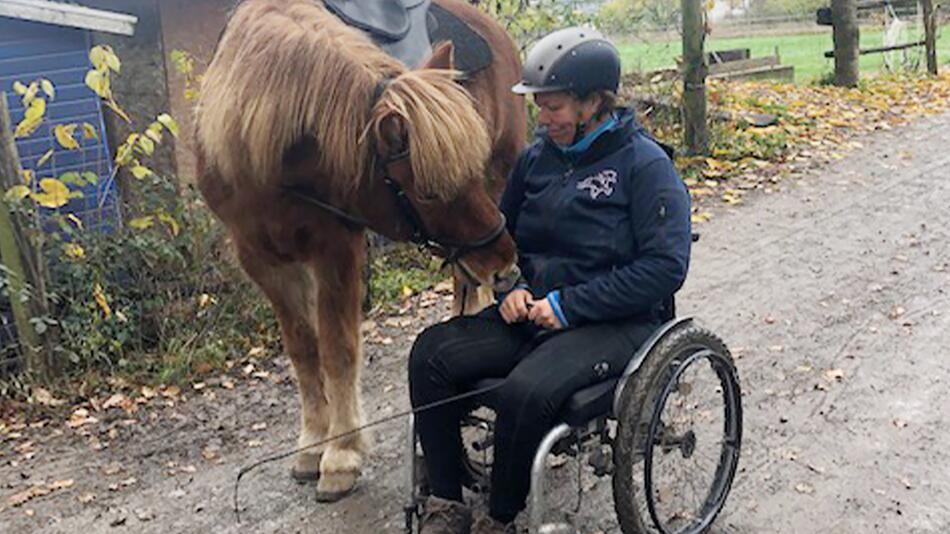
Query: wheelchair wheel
612 324 742 534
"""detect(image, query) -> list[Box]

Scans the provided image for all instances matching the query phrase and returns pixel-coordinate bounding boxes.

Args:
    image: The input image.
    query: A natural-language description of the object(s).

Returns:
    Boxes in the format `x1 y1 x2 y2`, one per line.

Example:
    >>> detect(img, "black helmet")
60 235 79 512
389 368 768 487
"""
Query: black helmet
512 27 621 97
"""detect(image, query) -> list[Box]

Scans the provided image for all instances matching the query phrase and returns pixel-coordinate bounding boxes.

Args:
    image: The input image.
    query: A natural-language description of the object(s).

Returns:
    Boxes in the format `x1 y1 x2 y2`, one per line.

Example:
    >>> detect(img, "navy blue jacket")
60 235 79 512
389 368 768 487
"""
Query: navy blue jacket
499 108 692 326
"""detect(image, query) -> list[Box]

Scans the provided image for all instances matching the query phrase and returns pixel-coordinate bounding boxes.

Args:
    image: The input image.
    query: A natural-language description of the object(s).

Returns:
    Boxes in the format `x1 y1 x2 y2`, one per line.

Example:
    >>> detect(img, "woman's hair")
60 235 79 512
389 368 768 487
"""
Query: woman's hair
581 90 617 120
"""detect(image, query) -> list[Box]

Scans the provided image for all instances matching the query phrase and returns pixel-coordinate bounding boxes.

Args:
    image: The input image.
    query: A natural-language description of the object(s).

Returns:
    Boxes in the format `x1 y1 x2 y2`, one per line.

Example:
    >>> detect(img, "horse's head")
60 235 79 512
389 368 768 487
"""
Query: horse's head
369 42 520 293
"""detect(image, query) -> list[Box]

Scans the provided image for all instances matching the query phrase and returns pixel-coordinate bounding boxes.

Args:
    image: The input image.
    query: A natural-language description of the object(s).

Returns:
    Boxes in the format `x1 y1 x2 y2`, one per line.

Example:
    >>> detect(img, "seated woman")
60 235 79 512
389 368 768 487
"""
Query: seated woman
408 27 692 534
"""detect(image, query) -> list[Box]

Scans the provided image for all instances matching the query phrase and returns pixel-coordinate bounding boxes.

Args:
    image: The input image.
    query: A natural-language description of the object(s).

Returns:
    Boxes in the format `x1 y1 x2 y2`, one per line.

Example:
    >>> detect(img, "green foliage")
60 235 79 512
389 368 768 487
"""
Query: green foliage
595 0 681 35
42 186 276 383
478 0 595 49
2 47 277 390
368 244 446 312
745 0 826 17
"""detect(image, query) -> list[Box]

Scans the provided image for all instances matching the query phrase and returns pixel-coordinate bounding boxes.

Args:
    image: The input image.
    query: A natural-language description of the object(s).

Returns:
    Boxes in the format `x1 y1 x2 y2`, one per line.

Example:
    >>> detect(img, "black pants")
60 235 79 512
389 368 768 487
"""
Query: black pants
408 306 658 522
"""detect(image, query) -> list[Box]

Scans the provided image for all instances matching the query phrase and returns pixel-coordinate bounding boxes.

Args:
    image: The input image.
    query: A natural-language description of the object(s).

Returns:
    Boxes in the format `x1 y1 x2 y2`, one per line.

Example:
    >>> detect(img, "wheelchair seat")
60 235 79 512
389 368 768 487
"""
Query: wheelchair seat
473 377 620 428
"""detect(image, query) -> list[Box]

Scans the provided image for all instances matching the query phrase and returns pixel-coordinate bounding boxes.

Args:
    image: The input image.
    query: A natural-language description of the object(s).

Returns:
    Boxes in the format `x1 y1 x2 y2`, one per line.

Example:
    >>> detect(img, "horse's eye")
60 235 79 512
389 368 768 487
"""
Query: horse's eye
417 192 438 204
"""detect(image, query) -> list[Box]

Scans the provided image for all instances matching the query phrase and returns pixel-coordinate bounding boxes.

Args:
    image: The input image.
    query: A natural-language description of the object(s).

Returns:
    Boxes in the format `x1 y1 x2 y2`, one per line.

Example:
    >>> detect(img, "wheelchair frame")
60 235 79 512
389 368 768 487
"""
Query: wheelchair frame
404 316 741 534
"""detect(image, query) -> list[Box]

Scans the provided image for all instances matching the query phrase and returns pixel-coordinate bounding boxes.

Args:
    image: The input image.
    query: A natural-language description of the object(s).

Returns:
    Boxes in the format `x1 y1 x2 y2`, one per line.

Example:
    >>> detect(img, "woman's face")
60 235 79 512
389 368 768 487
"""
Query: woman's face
534 92 600 146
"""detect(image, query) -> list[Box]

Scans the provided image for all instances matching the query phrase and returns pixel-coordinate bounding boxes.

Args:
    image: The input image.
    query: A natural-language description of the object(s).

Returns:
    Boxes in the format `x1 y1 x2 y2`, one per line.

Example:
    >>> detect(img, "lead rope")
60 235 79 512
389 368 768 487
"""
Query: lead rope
234 281 487 522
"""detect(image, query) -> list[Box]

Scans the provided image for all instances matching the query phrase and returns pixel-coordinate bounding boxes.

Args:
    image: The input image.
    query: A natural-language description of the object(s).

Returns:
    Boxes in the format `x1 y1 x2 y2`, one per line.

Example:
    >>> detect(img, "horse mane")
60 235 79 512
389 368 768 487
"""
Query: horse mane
196 0 490 200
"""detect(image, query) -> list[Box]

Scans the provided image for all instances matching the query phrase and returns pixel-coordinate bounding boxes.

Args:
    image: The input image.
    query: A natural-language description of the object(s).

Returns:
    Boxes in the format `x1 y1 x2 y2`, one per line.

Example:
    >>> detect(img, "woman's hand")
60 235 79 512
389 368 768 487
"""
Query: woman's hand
500 289 533 324
528 298 564 330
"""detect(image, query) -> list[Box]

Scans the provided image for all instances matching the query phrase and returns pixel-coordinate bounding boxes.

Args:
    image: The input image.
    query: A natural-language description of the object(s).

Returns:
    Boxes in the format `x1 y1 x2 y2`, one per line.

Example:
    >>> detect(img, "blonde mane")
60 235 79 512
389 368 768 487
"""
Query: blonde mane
196 0 490 199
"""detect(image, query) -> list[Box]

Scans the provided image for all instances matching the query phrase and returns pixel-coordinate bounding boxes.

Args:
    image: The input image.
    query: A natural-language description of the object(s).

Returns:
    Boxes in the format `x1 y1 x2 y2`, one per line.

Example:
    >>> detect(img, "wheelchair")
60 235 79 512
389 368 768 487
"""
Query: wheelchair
403 310 743 534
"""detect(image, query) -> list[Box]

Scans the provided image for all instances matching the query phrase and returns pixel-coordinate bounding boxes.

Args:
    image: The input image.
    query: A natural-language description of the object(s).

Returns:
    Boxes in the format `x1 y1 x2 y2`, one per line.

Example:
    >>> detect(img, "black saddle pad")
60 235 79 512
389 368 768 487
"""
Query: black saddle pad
426 3 492 76
324 0 427 41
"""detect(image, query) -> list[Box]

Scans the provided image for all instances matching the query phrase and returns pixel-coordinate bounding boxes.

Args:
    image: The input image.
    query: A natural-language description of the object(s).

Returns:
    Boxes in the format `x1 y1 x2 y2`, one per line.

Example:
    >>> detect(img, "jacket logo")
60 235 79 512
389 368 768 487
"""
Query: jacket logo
577 169 618 199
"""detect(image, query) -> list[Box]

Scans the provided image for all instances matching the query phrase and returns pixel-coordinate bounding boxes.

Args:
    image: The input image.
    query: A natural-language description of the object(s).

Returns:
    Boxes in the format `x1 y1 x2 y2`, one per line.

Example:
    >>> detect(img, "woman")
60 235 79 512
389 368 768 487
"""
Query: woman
408 27 692 534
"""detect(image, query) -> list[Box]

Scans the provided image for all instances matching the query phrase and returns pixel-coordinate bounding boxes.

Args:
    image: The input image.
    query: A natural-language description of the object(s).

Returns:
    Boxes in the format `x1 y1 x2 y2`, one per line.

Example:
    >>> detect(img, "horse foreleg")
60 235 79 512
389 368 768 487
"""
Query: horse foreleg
313 234 367 501
237 248 328 480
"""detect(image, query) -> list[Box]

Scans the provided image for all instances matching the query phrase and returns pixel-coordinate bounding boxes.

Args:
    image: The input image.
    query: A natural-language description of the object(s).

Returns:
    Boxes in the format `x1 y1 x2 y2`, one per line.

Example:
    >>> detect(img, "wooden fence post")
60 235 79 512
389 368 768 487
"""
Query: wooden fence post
0 93 56 380
921 0 938 75
682 0 709 155
832 0 860 87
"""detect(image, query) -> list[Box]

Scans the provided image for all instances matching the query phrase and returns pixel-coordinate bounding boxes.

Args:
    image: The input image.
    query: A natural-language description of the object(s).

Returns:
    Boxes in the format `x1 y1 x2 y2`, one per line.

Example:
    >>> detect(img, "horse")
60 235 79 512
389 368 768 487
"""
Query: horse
194 0 525 501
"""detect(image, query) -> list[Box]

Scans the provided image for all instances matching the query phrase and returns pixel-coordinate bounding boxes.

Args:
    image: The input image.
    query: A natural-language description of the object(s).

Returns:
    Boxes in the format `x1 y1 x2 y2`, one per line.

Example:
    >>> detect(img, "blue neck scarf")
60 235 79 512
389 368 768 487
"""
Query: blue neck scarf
557 113 620 156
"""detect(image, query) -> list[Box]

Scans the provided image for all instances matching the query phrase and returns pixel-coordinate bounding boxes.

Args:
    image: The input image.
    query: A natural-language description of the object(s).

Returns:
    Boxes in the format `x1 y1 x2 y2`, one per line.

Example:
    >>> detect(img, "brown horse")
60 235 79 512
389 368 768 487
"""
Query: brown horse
194 0 525 500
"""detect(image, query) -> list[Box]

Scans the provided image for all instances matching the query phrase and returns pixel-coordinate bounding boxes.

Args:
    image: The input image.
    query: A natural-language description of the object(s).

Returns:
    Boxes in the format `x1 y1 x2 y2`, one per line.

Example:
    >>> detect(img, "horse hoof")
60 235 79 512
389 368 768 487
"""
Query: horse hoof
315 471 359 502
290 466 320 484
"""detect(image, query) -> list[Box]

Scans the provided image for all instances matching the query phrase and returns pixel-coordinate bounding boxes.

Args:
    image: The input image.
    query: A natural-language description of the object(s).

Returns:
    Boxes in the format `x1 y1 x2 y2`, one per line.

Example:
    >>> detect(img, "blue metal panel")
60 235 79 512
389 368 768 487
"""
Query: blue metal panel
0 16 119 231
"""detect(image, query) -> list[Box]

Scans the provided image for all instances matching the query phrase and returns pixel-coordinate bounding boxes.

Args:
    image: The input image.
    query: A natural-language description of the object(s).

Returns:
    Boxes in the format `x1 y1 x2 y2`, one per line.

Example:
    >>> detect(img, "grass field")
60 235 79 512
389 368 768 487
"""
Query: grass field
616 26 950 84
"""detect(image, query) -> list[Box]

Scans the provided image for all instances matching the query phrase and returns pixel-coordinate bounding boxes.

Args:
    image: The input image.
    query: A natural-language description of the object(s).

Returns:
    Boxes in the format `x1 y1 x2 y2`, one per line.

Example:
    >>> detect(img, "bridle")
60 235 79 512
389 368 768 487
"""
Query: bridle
281 148 508 287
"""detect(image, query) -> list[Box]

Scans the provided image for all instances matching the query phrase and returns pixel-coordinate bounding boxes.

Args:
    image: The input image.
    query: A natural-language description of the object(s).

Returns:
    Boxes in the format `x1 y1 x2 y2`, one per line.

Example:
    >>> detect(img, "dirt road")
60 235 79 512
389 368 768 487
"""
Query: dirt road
3 110 950 533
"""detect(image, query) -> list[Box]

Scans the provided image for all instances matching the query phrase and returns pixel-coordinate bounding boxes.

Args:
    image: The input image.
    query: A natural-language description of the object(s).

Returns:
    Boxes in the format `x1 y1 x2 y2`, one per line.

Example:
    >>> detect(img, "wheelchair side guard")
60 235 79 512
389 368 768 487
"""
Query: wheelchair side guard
611 316 694 416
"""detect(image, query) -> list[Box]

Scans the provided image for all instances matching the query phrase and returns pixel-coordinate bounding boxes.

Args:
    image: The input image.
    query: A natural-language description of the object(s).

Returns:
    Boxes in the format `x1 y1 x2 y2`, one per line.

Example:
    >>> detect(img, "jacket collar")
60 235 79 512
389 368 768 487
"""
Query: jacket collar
539 107 640 166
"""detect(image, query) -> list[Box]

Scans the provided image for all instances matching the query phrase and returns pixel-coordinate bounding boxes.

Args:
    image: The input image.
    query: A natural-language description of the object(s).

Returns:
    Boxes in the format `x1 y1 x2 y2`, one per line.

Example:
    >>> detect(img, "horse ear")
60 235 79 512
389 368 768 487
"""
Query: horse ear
423 41 455 70
376 112 409 157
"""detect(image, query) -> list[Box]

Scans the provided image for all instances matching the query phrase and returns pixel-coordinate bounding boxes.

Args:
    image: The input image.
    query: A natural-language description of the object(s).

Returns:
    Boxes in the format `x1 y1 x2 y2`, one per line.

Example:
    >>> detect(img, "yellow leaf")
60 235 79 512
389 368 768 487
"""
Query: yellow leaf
64 243 85 259
84 69 110 98
66 214 83 229
130 166 152 179
102 46 121 73
105 98 130 123
93 283 112 318
41 79 55 100
36 149 54 168
32 178 70 209
157 212 180 236
14 116 42 138
145 127 162 144
129 216 154 230
137 135 155 156
81 122 98 140
24 98 45 122
21 82 38 106
20 169 34 184
12 81 27 96
89 46 107 71
157 113 180 137
54 124 80 150
4 185 31 202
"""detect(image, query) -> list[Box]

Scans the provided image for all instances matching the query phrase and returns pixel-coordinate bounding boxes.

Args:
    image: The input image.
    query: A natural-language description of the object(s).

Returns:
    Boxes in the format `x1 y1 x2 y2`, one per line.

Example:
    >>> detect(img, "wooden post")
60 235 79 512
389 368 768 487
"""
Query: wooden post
921 0 938 75
682 0 709 155
0 93 55 380
832 0 860 87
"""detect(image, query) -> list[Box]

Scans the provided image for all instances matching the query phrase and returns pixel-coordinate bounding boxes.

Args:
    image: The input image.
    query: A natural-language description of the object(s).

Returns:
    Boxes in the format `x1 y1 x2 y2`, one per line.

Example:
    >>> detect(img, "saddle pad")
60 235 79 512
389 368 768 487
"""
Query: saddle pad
426 3 493 76
324 0 427 41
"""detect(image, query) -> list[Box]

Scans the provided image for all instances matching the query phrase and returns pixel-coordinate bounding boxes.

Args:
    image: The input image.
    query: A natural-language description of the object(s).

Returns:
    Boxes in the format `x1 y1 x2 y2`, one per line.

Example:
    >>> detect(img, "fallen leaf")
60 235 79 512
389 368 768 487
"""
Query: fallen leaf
888 306 906 320
795 483 815 494
33 388 65 407
251 423 267 431
824 369 845 381
77 492 96 504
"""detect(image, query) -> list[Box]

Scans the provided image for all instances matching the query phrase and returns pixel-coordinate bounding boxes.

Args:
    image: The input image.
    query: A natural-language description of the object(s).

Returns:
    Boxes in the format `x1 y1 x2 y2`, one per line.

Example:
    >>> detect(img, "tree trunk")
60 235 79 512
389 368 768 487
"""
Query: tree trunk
682 0 709 155
921 0 938 76
0 93 56 380
832 0 860 87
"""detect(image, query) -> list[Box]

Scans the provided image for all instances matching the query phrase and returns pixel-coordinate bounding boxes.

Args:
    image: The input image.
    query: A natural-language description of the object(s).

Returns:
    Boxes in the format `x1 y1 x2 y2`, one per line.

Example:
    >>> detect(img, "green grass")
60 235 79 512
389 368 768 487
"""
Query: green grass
617 27 950 84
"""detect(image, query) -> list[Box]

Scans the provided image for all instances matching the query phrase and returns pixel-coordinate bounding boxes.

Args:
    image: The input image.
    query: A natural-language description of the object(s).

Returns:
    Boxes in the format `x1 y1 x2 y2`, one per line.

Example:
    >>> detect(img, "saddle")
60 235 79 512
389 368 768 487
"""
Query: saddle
322 0 492 74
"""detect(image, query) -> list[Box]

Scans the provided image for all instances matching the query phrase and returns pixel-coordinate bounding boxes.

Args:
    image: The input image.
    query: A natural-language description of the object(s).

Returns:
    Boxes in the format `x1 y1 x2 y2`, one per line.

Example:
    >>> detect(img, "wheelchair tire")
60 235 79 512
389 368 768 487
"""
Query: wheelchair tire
611 324 742 534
